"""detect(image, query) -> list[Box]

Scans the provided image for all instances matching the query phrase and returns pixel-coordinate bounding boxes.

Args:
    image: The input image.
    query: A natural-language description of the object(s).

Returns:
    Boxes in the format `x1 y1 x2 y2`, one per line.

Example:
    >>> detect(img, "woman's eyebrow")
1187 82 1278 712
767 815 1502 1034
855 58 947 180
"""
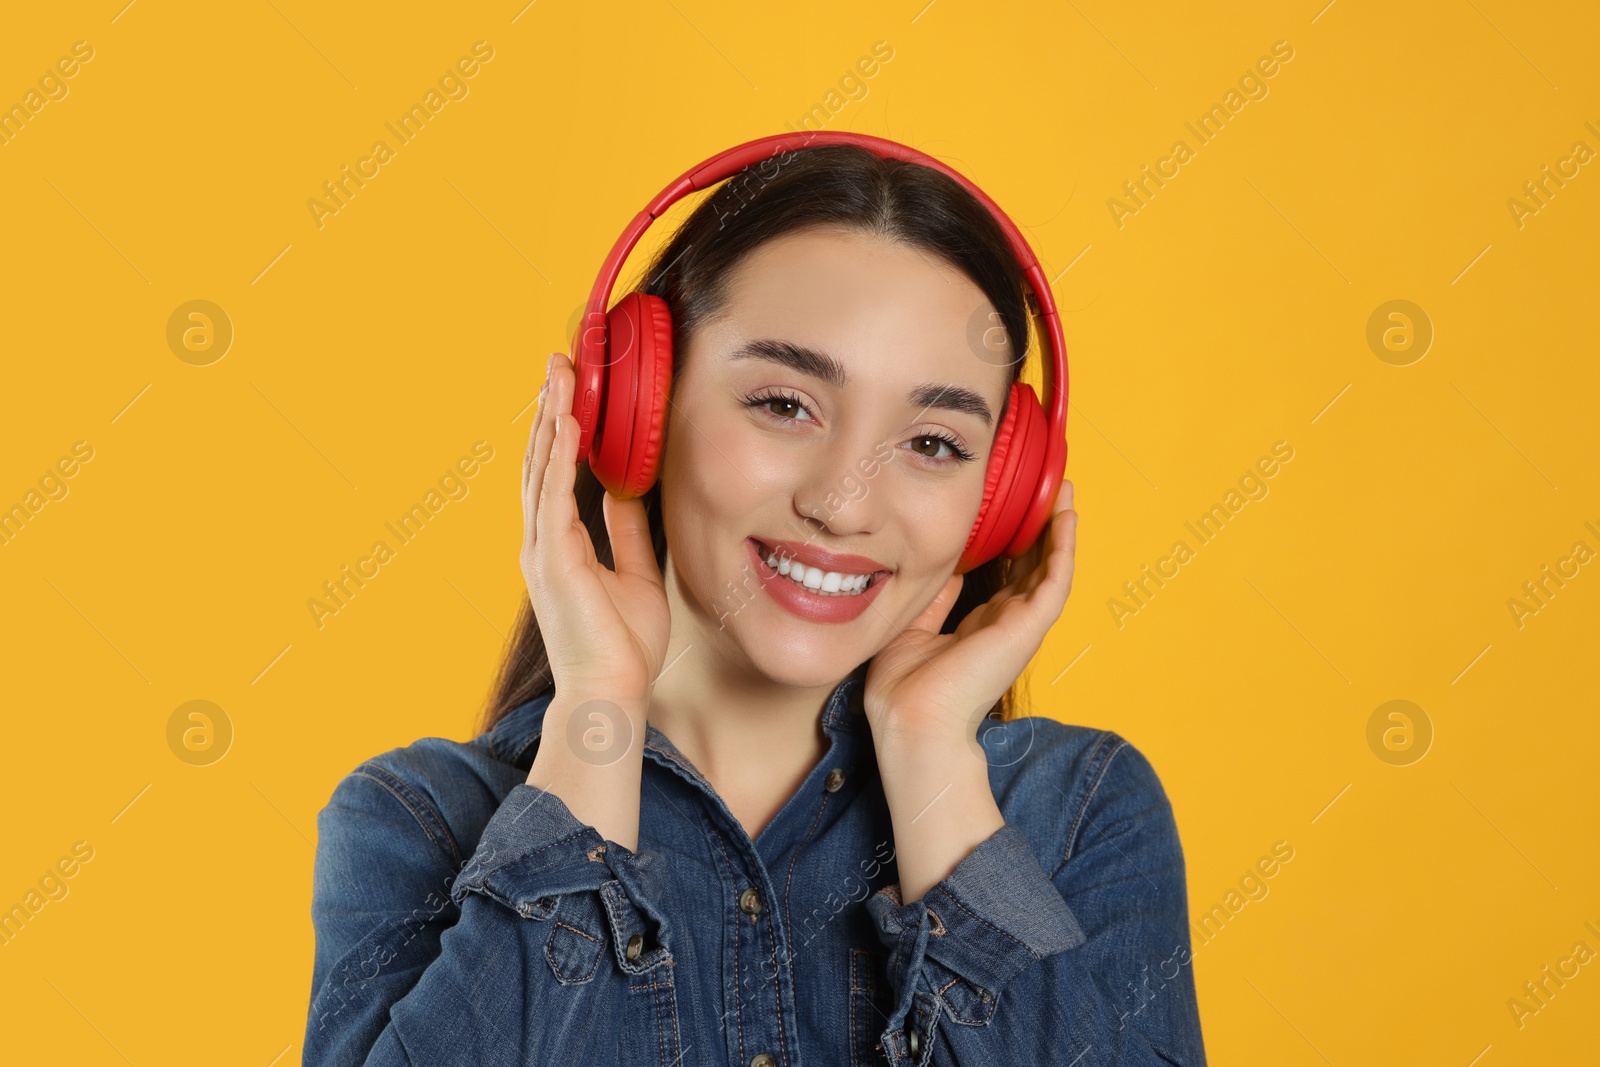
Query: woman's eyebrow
728 338 994 428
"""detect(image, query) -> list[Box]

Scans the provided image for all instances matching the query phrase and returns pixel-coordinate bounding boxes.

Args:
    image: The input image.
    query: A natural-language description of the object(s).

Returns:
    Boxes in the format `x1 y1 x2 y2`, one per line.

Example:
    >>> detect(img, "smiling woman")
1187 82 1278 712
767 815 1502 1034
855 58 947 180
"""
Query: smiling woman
304 135 1206 1067
526 142 1040 722
651 223 1019 665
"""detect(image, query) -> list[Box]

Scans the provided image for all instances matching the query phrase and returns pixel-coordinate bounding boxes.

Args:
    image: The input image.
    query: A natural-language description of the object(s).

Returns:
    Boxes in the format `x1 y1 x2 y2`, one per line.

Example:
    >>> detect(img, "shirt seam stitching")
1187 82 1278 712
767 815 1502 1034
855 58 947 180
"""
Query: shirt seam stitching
350 764 462 871
705 825 749 1063
933 882 1032 961
1057 733 1129 876
781 776 836 953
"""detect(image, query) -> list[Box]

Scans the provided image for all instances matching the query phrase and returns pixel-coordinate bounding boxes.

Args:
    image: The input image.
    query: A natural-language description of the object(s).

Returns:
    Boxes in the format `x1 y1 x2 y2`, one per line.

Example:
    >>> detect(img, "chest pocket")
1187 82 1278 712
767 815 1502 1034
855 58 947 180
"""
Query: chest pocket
546 917 605 984
535 885 683 1066
850 947 895 1066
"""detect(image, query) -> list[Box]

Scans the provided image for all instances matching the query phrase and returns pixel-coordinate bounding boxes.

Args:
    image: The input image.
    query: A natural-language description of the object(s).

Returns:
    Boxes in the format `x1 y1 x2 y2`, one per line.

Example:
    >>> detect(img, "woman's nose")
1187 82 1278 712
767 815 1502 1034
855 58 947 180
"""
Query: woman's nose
791 433 889 535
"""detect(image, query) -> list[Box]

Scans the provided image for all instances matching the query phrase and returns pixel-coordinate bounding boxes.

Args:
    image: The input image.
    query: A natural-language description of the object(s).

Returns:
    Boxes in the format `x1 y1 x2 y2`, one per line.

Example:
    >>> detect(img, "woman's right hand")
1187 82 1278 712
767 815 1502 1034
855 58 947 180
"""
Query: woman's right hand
522 351 671 710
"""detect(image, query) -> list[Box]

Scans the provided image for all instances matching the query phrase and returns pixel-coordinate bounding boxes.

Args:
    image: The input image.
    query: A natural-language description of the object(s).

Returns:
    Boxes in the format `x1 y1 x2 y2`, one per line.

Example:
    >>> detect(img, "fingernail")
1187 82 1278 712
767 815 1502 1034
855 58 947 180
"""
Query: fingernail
548 352 560 374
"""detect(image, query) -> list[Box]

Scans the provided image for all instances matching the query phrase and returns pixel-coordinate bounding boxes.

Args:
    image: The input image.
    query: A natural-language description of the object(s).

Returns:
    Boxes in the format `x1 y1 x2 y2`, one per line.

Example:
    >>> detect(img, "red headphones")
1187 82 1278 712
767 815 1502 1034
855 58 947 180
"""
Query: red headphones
568 131 1068 575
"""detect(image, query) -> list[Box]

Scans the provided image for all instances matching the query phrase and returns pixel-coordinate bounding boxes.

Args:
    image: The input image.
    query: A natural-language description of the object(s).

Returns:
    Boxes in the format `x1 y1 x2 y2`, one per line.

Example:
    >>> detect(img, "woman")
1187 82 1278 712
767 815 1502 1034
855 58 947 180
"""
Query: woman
303 138 1206 1066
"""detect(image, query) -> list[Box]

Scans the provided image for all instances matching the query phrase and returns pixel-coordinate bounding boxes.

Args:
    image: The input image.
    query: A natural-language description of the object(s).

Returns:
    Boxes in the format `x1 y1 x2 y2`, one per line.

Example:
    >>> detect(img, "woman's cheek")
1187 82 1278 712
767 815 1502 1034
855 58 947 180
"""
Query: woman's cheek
905 482 981 564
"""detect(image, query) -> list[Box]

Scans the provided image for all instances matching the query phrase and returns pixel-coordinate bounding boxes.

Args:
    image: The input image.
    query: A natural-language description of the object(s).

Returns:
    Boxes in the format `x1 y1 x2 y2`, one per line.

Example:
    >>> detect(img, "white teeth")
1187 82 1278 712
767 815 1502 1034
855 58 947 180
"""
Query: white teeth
760 544 878 597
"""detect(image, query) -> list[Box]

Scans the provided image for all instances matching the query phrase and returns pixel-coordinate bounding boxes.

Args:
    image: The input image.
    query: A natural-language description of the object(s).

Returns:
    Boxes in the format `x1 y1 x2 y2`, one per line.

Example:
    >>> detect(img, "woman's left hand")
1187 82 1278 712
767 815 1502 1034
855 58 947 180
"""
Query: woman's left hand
863 479 1077 754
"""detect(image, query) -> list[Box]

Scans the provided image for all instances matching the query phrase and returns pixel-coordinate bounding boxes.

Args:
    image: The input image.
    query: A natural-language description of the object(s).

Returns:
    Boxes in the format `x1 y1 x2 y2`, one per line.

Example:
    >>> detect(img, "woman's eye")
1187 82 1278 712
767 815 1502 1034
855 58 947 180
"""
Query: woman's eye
744 390 815 422
743 390 976 465
904 434 977 464
762 397 809 420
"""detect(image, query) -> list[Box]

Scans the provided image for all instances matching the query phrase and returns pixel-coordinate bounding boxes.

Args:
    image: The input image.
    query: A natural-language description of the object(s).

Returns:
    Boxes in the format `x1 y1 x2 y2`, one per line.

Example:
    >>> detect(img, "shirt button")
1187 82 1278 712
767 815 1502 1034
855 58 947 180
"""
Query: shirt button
750 1056 777 1067
738 887 763 915
625 934 644 961
908 1028 921 1057
824 767 845 792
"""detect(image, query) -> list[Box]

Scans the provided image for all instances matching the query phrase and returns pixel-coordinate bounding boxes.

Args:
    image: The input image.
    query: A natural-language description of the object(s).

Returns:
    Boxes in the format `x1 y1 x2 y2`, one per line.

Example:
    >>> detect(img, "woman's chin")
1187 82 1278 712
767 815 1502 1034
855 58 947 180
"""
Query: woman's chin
731 614 866 689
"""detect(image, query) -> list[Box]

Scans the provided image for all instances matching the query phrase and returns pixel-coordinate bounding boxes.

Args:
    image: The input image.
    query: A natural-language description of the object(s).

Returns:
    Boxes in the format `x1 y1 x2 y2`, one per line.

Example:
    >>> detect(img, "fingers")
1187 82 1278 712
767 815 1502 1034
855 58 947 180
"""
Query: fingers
536 363 581 546
1012 480 1075 601
1049 507 1078 591
523 376 551 535
907 572 963 634
1052 479 1077 588
1024 480 1077 599
603 490 661 582
525 353 571 552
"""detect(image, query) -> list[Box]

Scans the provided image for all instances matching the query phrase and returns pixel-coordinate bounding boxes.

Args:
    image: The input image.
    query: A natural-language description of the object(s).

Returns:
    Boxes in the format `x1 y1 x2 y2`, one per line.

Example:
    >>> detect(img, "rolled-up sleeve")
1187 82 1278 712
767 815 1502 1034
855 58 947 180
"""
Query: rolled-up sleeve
448 782 675 941
865 735 1206 1066
304 764 672 1067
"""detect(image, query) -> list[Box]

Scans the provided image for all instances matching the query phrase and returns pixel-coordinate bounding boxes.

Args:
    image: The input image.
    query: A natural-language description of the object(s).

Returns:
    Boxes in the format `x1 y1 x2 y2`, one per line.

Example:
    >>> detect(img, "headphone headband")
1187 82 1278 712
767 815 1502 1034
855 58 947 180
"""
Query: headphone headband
571 131 1069 569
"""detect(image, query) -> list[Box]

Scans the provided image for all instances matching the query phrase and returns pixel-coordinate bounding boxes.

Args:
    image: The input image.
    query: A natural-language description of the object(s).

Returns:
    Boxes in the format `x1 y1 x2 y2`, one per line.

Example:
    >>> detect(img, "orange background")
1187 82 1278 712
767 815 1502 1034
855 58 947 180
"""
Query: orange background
1 1 1596 1064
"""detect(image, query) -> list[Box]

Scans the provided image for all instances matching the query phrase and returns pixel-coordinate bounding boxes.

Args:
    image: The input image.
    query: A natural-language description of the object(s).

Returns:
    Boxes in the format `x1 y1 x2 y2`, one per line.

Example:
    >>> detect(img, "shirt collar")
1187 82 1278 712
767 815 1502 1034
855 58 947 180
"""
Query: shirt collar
487 660 873 776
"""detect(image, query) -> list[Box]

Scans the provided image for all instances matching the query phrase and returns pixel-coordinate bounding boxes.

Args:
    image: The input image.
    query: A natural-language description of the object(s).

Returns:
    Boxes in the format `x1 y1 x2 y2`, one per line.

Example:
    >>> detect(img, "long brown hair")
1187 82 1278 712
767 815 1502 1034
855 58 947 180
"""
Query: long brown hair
477 143 1045 737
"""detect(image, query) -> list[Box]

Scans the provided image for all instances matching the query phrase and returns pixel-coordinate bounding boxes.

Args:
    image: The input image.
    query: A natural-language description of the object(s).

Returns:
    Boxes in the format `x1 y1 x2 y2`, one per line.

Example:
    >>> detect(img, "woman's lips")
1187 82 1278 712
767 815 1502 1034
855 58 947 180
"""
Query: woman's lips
749 536 891 578
744 537 890 624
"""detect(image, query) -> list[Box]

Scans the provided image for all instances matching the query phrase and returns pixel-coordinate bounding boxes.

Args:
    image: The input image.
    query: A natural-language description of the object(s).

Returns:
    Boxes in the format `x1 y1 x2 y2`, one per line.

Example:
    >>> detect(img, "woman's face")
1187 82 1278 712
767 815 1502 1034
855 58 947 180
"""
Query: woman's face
656 225 1015 689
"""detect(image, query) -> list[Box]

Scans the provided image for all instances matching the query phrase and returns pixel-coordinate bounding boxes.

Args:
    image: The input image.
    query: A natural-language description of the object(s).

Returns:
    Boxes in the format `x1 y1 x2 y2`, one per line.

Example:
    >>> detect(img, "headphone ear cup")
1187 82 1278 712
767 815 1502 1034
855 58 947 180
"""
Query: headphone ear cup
588 291 673 499
619 293 674 498
959 382 1047 573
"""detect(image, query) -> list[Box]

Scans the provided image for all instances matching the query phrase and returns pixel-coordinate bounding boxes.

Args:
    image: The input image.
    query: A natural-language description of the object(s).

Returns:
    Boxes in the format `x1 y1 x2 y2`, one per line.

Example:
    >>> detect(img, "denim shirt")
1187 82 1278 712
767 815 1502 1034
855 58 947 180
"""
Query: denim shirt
302 666 1206 1066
